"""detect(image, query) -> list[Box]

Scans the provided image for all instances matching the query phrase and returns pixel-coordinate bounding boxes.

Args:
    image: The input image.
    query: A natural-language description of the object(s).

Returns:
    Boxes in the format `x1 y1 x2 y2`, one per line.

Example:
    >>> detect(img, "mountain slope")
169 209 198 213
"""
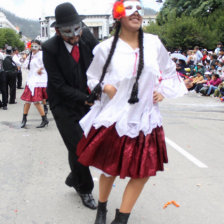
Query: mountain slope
0 8 40 39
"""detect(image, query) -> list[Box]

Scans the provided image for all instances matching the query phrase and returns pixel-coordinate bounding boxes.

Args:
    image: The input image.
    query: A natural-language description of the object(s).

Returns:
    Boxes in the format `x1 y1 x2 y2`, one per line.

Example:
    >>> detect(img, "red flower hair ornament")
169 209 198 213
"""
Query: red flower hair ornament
113 0 126 20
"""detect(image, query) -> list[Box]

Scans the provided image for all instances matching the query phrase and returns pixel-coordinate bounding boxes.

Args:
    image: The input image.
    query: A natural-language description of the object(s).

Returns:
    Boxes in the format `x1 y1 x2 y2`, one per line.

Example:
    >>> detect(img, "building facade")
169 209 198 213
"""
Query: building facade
39 12 157 42
142 14 157 27
0 12 18 32
39 14 112 42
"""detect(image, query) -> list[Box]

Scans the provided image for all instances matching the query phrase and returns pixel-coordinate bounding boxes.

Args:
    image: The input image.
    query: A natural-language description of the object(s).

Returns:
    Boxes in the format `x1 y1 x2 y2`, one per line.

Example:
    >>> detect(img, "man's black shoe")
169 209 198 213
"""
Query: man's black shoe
78 192 97 210
3 106 7 110
9 102 17 104
17 87 24 89
65 173 97 209
65 173 75 187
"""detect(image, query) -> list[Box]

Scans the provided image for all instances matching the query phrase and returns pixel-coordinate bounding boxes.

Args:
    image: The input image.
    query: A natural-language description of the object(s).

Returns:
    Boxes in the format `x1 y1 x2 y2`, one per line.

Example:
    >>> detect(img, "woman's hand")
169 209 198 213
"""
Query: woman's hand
153 91 164 103
37 68 43 75
103 84 117 99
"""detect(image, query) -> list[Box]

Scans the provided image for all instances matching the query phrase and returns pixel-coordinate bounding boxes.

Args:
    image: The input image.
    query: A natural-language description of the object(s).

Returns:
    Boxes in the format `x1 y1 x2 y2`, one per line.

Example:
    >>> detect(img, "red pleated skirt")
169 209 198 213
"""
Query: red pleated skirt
21 85 48 102
77 124 168 179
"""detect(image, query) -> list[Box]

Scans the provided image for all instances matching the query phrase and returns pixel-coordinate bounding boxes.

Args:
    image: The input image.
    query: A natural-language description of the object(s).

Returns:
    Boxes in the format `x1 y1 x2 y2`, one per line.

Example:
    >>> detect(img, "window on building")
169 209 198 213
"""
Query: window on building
42 27 45 37
45 27 48 37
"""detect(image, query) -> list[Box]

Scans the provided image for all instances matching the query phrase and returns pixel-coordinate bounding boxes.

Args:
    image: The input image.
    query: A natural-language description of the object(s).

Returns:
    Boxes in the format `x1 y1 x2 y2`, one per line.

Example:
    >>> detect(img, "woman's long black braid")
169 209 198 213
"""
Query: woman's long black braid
27 51 32 70
128 27 144 104
87 23 144 105
87 21 121 103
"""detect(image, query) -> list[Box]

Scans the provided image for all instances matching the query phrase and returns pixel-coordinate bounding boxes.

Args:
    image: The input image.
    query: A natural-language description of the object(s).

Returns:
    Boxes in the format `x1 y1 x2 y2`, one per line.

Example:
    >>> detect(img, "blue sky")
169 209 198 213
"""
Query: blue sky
0 0 163 20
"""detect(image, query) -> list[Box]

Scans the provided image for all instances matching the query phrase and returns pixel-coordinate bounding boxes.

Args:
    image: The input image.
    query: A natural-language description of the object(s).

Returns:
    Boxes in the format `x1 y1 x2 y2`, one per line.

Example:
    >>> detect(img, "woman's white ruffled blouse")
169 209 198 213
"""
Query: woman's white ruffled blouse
80 34 188 138
23 51 48 96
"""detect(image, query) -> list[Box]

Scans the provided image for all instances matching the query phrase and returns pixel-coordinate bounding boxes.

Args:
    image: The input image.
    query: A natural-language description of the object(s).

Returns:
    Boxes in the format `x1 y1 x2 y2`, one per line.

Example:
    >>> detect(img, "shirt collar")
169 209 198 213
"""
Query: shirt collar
64 41 79 53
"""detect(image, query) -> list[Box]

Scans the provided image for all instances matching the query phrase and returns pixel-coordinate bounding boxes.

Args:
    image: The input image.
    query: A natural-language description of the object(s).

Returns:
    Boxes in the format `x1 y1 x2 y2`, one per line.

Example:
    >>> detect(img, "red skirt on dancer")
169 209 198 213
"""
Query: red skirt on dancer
21 85 48 102
77 124 168 179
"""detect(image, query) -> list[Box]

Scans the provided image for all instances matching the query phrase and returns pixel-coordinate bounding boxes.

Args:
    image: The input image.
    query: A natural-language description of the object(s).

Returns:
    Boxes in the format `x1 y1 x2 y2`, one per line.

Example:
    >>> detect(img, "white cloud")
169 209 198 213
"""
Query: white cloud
0 0 162 20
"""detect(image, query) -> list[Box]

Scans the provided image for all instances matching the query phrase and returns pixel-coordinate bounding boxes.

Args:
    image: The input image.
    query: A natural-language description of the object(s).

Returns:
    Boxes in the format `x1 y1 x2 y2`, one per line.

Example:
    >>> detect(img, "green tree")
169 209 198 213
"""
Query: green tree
157 0 224 25
0 28 25 51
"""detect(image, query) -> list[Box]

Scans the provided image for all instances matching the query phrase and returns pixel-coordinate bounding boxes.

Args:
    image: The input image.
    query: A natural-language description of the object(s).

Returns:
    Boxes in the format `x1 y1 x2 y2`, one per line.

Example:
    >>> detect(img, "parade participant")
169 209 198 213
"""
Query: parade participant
0 49 5 109
2 46 18 105
42 2 98 209
20 40 48 128
76 0 188 223
12 47 23 89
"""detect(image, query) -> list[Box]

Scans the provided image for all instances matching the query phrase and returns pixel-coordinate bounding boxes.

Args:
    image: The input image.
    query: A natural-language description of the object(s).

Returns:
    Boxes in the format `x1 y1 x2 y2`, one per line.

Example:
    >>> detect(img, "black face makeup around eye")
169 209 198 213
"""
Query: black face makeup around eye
125 6 133 9
74 27 81 31
137 6 142 10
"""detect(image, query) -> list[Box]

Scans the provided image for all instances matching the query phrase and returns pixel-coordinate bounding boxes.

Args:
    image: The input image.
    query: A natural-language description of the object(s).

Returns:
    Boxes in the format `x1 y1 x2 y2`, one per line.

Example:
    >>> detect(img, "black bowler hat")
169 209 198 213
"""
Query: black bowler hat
51 2 82 28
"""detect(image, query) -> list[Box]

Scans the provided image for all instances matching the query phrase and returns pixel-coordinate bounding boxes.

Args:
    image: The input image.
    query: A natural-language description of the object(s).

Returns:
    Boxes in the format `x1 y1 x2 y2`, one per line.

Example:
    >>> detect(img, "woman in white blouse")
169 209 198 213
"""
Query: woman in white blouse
77 0 188 223
20 40 49 128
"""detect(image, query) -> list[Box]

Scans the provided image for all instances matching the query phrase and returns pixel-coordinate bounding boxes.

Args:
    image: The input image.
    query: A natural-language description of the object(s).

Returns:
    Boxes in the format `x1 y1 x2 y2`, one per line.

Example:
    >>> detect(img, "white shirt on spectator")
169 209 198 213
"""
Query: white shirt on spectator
194 50 203 64
0 52 4 60
12 53 22 67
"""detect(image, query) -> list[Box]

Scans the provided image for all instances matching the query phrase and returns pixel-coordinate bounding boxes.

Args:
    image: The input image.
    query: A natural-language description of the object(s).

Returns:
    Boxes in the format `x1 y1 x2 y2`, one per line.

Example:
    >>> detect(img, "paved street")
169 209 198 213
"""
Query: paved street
0 83 224 224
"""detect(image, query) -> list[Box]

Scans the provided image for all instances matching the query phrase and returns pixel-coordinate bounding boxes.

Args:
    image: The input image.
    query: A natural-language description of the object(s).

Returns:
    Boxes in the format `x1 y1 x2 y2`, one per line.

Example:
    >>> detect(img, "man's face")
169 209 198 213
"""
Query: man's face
57 23 83 45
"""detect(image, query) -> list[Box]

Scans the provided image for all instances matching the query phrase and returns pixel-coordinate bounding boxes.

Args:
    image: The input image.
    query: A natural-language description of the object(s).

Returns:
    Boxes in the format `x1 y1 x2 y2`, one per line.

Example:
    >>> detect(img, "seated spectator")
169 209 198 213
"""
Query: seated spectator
194 72 212 93
218 47 224 63
215 42 223 55
210 64 217 74
202 49 208 65
210 54 218 67
214 81 224 98
176 62 186 75
188 71 204 91
206 74 222 96
186 50 195 69
205 59 211 72
192 63 204 76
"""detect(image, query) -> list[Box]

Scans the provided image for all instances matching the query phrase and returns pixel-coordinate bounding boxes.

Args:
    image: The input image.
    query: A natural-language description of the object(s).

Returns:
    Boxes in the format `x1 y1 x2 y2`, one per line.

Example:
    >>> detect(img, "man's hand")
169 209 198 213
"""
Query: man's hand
103 84 117 99
85 101 93 106
153 91 164 103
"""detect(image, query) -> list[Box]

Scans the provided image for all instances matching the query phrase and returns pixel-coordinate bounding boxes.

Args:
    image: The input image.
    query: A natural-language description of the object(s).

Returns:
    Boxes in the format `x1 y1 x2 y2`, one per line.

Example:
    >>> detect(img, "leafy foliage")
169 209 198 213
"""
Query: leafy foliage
0 28 25 51
145 0 224 50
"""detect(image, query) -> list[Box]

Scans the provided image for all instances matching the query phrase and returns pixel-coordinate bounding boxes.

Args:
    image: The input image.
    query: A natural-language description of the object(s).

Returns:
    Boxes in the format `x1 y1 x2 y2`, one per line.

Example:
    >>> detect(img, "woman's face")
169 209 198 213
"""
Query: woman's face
31 43 40 54
120 0 143 32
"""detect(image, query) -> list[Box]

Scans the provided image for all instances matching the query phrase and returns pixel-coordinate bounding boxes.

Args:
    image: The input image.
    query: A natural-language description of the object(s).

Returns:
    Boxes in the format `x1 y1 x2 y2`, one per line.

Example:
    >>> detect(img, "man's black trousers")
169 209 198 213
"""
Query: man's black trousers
6 71 17 103
0 71 8 106
17 70 22 88
51 105 94 194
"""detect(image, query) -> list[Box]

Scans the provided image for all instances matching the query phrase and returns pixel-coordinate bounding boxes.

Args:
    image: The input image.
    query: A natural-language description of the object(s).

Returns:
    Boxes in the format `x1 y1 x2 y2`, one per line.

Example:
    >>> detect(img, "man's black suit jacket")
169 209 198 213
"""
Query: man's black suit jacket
42 28 98 120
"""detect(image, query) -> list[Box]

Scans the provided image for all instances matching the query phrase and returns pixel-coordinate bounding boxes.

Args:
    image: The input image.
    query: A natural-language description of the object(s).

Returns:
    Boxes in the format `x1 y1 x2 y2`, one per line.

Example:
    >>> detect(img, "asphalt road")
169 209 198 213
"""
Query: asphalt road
0 82 224 224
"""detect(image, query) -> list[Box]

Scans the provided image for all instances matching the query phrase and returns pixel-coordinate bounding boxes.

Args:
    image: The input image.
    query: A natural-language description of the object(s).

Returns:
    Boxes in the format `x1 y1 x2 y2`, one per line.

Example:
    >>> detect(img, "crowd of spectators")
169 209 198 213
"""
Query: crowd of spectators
172 43 224 102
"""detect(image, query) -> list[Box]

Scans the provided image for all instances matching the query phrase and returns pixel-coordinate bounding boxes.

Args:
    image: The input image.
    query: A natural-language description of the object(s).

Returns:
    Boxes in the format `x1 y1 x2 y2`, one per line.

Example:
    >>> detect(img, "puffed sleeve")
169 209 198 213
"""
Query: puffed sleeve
87 42 109 90
86 38 121 91
22 55 30 70
156 37 188 98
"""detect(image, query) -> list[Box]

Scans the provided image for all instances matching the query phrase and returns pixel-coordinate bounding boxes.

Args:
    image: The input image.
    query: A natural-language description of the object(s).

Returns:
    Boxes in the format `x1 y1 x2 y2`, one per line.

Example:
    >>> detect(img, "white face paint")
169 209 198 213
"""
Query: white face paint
31 44 40 51
59 23 83 37
123 1 144 17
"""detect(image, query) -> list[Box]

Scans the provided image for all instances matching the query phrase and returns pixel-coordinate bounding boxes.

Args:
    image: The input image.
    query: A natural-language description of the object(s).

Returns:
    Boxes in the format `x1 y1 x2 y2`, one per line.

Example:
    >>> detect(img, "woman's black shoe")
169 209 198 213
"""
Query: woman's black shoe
111 209 130 224
94 201 107 224
21 114 27 128
36 115 49 128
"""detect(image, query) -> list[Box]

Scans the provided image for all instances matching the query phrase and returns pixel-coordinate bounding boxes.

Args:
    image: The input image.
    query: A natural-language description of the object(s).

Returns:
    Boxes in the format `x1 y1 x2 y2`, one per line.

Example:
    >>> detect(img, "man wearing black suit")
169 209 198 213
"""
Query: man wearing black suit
42 3 98 209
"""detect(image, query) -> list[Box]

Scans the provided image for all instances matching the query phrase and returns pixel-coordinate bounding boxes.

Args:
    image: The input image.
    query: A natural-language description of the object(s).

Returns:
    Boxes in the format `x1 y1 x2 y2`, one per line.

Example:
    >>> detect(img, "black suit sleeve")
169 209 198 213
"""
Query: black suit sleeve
43 49 88 104
81 27 99 51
